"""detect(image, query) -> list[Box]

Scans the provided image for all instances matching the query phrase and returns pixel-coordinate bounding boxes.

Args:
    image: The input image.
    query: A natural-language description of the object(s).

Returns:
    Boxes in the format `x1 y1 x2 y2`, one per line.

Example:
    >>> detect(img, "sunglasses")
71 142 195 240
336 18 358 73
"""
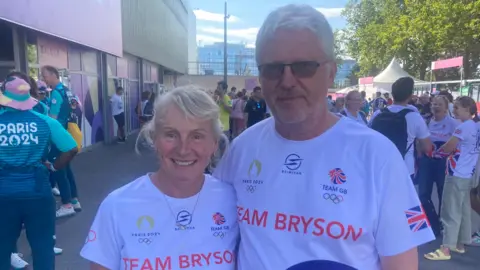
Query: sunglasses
258 61 328 80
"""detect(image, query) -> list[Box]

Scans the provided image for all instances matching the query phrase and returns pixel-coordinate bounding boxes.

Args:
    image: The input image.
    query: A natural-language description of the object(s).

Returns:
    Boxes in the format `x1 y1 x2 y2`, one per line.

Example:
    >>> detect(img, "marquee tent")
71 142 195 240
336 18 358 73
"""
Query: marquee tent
373 58 424 91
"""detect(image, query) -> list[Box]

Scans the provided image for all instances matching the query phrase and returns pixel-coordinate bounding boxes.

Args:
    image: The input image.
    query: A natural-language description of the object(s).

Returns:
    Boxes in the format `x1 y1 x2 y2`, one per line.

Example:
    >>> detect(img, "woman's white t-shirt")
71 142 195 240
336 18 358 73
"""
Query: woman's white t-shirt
80 174 238 270
447 119 480 178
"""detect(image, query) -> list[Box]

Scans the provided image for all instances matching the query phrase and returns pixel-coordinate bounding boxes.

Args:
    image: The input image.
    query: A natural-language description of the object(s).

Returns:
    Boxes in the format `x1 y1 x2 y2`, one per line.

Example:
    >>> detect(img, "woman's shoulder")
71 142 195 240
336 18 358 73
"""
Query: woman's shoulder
104 175 152 203
204 174 235 195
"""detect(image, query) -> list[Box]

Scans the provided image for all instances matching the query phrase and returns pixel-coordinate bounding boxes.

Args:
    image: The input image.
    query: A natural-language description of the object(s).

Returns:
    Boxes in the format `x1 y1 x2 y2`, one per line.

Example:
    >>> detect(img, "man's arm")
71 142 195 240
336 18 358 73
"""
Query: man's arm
45 116 78 169
48 90 64 119
380 248 418 270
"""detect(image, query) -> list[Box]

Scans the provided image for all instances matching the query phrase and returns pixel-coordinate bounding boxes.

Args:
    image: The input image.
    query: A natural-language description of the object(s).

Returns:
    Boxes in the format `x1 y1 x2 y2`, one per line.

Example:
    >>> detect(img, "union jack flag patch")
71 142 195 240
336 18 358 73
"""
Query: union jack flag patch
405 205 430 232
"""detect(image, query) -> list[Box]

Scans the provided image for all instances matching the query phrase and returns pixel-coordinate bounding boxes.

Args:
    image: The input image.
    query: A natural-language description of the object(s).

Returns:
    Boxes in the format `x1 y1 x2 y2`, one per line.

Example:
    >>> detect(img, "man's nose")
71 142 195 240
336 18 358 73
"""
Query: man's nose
279 66 297 89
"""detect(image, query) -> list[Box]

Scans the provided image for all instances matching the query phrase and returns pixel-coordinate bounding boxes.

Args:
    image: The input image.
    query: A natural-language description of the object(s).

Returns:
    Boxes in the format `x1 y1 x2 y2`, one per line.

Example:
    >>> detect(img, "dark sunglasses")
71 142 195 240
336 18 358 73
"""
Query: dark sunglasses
258 61 328 80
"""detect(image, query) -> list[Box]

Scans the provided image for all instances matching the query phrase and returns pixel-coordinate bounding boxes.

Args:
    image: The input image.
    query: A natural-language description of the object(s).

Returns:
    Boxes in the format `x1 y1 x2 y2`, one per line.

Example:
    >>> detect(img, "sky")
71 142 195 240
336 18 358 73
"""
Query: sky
190 0 348 47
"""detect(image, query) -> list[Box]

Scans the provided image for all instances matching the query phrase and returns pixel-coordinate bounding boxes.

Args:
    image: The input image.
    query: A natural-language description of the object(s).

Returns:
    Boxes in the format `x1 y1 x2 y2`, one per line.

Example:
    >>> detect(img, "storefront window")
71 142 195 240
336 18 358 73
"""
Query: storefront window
26 33 39 79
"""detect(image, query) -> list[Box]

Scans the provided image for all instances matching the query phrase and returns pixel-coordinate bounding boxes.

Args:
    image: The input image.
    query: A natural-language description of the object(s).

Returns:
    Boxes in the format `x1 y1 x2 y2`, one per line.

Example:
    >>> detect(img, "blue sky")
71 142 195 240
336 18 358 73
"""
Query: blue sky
189 0 348 47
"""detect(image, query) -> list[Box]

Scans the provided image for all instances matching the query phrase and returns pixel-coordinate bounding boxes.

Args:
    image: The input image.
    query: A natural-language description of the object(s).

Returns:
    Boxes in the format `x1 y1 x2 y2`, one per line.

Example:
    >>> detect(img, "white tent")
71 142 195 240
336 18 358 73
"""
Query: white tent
373 58 424 91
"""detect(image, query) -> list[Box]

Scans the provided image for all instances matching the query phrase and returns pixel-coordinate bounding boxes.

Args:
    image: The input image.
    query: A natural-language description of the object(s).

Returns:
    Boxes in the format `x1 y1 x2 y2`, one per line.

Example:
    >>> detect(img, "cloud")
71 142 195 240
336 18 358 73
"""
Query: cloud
193 9 239 22
196 34 224 44
199 27 259 40
315 7 344 18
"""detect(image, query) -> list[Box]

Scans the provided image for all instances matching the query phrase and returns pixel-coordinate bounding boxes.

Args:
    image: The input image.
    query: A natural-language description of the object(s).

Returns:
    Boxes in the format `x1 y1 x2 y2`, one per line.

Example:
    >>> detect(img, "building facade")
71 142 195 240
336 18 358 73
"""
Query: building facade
196 43 258 76
0 0 189 148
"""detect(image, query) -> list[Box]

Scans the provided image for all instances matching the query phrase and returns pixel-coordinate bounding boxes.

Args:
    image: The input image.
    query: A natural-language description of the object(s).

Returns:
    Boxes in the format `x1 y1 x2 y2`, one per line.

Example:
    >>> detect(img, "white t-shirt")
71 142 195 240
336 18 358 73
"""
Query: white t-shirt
429 115 460 157
214 117 434 270
343 110 367 125
80 174 238 270
370 105 430 175
110 94 124 116
447 120 480 178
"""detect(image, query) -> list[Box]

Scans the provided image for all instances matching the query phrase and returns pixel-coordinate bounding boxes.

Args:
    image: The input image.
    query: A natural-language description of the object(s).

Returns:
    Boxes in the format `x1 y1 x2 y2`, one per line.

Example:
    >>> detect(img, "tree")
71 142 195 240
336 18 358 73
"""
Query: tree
333 30 346 67
342 0 480 80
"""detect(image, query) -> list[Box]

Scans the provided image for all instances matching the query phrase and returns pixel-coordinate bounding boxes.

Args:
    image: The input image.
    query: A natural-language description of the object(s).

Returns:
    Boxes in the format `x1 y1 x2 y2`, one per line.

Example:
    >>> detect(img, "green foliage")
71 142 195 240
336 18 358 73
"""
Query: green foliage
342 0 480 80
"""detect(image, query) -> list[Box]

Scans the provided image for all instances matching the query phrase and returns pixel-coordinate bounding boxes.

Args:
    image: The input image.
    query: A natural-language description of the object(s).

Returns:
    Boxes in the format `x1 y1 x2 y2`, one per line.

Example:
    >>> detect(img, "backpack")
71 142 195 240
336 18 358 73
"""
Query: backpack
370 108 412 158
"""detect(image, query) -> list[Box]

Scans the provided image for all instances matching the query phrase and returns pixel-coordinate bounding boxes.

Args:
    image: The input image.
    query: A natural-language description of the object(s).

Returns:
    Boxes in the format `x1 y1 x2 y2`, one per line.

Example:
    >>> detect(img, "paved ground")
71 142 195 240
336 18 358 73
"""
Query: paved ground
16 137 480 269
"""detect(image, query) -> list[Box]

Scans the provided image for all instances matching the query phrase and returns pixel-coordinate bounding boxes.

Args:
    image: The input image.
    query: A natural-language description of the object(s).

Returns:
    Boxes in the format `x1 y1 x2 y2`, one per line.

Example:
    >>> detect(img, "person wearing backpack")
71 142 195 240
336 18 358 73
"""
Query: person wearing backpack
41 65 81 218
370 77 432 182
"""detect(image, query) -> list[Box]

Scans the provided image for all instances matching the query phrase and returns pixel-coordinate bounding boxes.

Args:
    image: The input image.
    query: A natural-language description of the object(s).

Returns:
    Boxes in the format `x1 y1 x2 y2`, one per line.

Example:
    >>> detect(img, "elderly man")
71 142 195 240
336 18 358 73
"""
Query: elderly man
214 4 433 270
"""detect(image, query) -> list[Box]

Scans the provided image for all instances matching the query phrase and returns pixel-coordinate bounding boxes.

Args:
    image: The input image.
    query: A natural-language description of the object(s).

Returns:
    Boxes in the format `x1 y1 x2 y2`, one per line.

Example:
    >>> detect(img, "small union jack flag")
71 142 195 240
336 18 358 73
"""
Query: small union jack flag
212 212 226 225
405 205 430 232
329 168 347 185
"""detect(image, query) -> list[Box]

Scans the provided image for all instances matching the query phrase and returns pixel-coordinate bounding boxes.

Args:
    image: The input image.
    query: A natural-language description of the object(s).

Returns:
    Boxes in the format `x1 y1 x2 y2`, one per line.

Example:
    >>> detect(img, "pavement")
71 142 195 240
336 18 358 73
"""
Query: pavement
16 136 480 269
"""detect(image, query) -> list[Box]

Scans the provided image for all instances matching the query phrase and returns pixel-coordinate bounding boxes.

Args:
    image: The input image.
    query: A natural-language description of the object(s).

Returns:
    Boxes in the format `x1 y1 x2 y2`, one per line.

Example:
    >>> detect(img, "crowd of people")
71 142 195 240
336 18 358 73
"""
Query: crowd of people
2 3 480 270
0 66 82 269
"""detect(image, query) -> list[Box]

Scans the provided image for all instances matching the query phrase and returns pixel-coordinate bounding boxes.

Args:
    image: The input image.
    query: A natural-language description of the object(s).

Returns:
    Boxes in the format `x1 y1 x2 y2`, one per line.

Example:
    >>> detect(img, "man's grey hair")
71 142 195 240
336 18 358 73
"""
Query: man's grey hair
255 4 334 64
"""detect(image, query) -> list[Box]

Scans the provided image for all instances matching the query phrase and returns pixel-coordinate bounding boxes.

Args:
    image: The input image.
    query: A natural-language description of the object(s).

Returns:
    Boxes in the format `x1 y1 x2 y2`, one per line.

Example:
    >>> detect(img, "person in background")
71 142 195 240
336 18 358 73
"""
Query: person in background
81 86 238 270
417 93 432 121
28 77 48 115
370 77 432 184
137 91 152 126
244 86 267 128
0 73 78 270
228 87 237 137
425 96 480 261
438 90 455 117
214 4 433 269
360 90 370 116
384 92 393 105
416 95 459 237
215 80 232 137
326 95 334 111
340 90 367 125
110 86 126 143
41 65 81 217
372 91 387 112
37 80 52 108
330 96 344 113
231 91 247 138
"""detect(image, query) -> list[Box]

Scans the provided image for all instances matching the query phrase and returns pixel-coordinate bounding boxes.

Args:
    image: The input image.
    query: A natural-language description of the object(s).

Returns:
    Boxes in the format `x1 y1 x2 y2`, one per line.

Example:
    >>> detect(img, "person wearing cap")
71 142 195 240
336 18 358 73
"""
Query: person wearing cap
35 80 52 111
0 72 78 269
41 65 81 217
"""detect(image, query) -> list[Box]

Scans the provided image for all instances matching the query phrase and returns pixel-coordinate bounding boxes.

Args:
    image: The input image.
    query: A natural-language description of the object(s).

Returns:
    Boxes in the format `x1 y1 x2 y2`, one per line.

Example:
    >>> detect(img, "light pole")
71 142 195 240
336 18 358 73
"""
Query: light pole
224 1 229 83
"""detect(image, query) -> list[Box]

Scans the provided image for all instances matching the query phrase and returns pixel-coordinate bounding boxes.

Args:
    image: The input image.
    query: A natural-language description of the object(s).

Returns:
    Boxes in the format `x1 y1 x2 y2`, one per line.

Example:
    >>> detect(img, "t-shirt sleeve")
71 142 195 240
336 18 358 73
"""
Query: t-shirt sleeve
412 113 430 139
49 91 64 117
80 195 122 269
452 122 467 140
44 115 78 152
374 148 435 256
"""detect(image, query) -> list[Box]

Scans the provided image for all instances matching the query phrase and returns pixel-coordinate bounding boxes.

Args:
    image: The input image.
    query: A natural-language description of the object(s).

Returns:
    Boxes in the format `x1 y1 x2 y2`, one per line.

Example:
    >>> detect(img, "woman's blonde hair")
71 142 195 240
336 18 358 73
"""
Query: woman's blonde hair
136 85 226 159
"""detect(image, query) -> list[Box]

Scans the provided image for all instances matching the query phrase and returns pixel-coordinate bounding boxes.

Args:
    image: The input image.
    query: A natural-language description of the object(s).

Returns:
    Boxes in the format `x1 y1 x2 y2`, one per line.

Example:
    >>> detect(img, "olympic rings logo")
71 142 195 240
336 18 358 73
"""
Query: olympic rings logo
213 232 226 239
245 185 256 193
323 193 343 204
138 238 153 245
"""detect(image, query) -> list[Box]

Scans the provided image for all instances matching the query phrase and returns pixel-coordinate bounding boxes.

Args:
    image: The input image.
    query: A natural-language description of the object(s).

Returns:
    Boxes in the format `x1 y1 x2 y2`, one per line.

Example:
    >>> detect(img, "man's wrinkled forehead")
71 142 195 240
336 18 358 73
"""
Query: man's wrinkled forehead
257 28 327 64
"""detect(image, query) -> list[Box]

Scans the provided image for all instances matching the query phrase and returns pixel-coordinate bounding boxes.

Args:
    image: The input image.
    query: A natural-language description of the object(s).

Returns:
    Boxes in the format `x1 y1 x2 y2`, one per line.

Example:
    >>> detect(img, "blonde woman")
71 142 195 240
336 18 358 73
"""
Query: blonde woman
425 96 480 261
81 86 238 270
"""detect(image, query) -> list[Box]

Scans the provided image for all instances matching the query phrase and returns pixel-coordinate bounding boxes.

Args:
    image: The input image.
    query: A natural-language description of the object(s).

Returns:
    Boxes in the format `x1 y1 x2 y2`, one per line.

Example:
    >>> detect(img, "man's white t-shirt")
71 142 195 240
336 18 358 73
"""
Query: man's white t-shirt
214 117 434 270
80 174 238 270
447 120 480 178
110 94 124 116
370 105 430 175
